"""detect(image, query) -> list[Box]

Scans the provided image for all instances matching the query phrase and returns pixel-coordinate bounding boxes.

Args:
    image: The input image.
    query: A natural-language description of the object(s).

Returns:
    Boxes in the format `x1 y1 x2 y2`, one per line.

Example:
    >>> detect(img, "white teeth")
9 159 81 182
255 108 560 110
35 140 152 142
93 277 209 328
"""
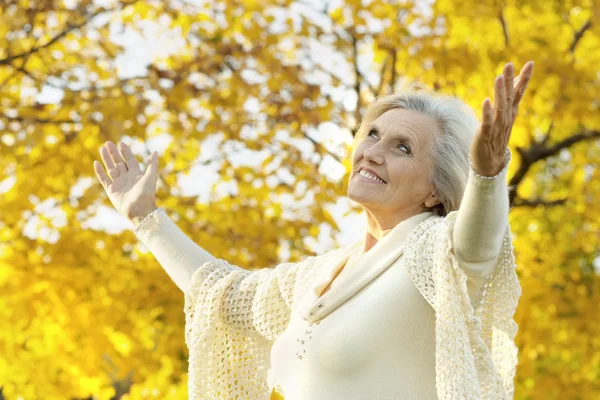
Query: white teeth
359 170 385 183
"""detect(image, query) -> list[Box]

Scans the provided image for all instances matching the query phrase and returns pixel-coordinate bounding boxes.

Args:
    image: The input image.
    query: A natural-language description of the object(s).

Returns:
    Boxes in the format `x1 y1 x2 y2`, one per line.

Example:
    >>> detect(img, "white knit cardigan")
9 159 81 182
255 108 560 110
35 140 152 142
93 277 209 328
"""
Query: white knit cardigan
183 210 521 399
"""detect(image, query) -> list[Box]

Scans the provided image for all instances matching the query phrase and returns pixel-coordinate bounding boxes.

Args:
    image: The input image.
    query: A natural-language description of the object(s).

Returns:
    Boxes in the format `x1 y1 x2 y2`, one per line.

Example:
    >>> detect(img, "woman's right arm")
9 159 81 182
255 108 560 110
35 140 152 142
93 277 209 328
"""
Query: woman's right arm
134 206 328 343
132 206 325 341
93 140 218 293
94 141 322 340
132 206 217 293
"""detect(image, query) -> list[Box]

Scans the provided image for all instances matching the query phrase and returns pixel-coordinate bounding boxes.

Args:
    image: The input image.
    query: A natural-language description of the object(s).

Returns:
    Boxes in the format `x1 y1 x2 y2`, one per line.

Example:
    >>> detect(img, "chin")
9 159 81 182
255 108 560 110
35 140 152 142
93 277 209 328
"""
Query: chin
347 187 360 203
347 187 375 207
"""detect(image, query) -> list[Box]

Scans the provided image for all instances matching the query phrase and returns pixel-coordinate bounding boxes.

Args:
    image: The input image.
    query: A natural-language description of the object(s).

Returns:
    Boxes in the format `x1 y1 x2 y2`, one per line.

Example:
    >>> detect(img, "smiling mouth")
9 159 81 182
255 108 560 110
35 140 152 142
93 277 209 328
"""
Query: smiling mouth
354 171 387 184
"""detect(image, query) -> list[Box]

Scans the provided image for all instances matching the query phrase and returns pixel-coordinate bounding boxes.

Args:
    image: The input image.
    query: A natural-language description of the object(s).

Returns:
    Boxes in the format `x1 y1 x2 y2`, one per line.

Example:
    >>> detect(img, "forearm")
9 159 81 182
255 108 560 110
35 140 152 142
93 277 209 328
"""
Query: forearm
452 149 511 276
132 207 217 293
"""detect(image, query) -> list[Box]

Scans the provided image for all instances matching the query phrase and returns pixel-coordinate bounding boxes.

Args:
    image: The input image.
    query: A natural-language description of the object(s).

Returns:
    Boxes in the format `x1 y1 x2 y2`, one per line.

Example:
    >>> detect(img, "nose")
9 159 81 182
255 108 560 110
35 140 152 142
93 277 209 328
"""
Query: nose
362 143 385 165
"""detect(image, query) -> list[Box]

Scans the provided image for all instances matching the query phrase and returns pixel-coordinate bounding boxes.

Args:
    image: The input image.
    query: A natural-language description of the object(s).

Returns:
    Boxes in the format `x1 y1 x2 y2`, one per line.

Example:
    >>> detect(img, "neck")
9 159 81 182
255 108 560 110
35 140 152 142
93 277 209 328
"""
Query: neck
363 229 391 253
362 207 429 253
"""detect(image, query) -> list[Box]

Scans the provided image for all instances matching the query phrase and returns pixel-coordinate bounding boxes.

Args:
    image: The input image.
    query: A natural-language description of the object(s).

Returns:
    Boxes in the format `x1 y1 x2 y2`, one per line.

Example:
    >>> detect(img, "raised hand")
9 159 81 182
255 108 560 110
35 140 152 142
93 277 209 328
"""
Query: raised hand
470 61 535 176
93 141 159 220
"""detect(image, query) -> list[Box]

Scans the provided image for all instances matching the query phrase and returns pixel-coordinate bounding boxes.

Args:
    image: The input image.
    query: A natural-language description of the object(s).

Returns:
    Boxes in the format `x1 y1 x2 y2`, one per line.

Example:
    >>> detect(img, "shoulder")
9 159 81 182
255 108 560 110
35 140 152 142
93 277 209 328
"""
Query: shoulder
406 213 447 245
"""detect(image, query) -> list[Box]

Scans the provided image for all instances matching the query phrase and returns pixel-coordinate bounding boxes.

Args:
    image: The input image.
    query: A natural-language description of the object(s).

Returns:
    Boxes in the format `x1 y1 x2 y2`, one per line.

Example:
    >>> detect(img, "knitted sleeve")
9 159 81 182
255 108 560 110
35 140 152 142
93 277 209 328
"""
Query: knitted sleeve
131 207 318 340
132 207 329 399
403 208 521 400
184 255 319 343
183 247 338 400
452 148 512 279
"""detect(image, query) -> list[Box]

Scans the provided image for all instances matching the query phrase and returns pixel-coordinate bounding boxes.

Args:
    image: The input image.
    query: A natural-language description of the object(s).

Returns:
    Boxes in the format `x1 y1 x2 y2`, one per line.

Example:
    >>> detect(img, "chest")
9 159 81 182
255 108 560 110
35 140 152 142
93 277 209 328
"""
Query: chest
272 257 435 376
271 262 435 398
318 259 347 297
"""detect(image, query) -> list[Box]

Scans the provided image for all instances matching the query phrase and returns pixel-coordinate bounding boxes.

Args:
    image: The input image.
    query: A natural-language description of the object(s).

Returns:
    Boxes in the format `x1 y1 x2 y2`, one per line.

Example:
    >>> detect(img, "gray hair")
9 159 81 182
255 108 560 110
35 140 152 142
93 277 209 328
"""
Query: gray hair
351 86 479 217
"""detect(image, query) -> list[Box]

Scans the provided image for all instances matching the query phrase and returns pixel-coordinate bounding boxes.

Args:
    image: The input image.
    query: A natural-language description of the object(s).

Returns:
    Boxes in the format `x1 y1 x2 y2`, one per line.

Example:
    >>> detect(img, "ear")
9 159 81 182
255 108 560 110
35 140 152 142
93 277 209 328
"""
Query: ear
424 193 441 209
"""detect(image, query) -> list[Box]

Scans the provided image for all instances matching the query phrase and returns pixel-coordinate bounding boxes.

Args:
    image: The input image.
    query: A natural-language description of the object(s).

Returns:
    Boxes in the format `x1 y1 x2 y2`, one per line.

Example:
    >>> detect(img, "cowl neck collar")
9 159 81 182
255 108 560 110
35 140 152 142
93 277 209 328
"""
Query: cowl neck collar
299 211 434 322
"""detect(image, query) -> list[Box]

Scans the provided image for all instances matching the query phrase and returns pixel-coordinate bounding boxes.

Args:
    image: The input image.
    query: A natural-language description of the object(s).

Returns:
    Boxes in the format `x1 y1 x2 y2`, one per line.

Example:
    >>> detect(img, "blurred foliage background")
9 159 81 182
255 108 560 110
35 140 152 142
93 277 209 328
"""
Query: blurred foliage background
0 0 599 399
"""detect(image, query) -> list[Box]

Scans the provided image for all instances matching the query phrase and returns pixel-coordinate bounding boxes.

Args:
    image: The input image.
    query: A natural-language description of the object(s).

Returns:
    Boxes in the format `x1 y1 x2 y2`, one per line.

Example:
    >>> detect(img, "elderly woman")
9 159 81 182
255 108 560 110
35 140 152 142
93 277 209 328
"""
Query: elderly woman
94 61 534 399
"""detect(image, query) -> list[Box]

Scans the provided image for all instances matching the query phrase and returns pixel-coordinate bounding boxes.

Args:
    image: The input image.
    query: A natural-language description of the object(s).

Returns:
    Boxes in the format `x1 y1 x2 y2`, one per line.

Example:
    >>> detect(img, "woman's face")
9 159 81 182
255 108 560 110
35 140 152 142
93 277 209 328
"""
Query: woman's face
347 108 441 220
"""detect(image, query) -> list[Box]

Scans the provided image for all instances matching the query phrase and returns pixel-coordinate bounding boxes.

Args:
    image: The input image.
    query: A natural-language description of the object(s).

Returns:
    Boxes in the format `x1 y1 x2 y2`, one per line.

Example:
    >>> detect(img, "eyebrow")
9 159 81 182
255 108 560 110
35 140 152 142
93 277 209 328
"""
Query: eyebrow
367 123 416 148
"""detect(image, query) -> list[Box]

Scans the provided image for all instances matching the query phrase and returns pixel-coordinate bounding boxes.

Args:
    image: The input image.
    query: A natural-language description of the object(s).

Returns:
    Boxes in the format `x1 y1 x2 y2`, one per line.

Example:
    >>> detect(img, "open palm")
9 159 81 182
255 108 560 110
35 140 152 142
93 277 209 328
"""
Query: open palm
470 61 534 176
93 141 158 219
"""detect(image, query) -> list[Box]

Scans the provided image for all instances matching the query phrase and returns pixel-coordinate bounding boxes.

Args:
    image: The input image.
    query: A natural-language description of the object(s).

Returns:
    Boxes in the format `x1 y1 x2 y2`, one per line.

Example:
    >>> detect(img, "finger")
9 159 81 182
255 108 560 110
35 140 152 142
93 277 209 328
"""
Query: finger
93 160 111 190
146 151 157 177
117 142 142 175
106 141 128 175
99 145 119 180
504 63 515 111
502 120 513 148
481 98 493 134
494 75 508 122
513 61 534 107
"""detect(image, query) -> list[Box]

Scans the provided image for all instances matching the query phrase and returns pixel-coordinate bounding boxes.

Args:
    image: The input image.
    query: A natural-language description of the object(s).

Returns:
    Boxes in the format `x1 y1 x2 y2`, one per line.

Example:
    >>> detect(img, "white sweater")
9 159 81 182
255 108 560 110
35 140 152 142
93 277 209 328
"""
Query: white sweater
132 151 514 399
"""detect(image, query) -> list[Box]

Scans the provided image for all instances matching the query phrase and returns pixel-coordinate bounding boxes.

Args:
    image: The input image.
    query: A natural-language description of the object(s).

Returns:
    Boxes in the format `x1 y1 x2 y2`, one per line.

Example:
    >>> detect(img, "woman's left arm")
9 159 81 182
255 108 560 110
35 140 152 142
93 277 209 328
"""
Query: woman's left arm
452 149 510 277
453 60 534 277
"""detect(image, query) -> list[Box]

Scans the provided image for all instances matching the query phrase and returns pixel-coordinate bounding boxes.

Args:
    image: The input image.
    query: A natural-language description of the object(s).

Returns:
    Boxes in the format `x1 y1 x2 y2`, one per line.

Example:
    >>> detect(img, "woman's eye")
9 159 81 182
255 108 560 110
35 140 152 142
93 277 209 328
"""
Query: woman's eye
398 144 410 154
368 130 410 154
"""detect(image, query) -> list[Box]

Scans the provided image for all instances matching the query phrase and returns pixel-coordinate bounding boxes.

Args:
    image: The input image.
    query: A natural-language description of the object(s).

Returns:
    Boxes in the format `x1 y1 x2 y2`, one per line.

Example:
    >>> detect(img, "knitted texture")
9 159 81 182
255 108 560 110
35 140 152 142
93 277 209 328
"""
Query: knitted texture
403 211 521 399
184 215 521 399
184 248 346 399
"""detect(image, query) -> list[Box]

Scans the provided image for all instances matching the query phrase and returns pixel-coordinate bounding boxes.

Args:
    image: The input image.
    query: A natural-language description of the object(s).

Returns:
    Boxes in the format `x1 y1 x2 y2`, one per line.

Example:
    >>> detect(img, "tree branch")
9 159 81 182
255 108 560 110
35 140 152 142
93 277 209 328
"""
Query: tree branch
351 34 361 135
302 133 345 164
541 118 554 146
512 196 567 208
389 50 397 94
499 9 510 47
11 56 150 96
543 129 600 159
569 19 592 53
1 19 90 66
358 71 376 95
509 129 600 206
1 114 76 124
0 0 140 66
374 54 388 98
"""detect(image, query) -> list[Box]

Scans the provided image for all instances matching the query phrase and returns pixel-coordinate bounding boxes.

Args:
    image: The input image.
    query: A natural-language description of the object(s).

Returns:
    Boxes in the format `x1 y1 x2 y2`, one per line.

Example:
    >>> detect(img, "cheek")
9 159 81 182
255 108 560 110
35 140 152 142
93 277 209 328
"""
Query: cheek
388 162 416 184
350 145 367 170
389 164 431 191
411 168 435 195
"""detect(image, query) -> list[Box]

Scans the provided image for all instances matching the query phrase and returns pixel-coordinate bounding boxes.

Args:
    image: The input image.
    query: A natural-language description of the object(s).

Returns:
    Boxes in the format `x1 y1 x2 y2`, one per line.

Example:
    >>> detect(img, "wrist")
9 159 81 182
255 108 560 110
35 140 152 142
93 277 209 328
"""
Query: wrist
472 163 504 177
468 148 511 179
129 203 158 226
